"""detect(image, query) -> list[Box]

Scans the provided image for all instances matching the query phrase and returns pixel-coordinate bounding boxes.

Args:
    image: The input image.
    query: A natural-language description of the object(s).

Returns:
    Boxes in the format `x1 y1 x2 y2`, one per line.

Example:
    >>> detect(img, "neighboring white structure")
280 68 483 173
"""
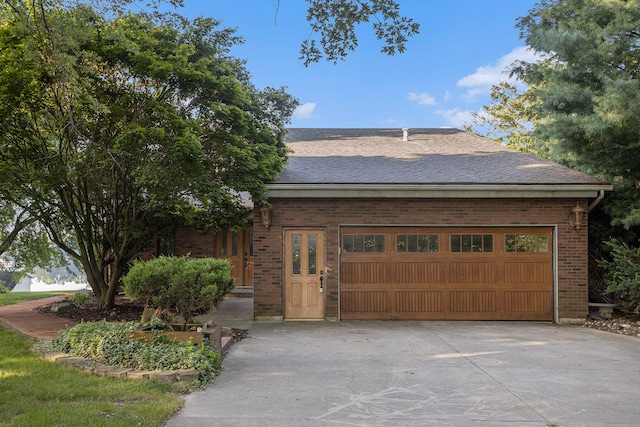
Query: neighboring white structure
11 274 33 292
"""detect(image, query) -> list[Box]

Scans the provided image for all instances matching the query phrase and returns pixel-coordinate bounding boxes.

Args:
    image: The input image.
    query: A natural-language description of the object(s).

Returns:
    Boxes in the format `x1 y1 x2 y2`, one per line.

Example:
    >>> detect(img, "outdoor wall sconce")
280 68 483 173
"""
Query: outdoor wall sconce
570 202 585 230
260 205 272 230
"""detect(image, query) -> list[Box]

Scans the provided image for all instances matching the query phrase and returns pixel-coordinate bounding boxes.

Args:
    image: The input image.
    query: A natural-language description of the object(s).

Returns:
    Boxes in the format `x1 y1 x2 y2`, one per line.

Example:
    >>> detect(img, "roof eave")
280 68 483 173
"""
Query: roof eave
265 183 613 199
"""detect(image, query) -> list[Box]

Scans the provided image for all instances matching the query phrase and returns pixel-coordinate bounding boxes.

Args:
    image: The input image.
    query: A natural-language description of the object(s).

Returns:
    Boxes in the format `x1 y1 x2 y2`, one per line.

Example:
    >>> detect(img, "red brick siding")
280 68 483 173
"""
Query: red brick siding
173 226 216 258
253 198 589 321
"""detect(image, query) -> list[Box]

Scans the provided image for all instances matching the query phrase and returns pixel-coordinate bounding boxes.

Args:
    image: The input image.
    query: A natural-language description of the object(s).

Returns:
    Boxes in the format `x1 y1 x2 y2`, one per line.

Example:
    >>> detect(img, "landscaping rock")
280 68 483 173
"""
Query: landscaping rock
50 302 72 313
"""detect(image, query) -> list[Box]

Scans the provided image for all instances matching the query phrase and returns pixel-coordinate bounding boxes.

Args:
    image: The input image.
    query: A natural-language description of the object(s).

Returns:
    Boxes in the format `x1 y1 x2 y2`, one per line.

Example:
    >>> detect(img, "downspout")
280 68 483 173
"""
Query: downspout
588 190 605 213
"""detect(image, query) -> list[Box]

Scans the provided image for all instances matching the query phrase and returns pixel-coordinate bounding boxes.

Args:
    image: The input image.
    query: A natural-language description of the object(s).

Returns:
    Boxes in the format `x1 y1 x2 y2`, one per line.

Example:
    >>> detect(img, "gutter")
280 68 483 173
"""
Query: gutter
266 183 613 199
588 189 605 213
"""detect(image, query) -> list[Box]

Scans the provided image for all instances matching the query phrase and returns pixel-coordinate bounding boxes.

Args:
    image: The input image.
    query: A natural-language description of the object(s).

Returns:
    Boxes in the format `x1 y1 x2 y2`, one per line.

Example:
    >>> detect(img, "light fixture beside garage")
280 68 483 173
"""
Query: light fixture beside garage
570 202 585 230
260 205 272 230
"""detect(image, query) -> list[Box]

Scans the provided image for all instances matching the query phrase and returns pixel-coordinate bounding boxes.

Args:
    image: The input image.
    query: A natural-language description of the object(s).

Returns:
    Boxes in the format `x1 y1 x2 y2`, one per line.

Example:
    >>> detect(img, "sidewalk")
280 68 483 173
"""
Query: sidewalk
0 295 77 340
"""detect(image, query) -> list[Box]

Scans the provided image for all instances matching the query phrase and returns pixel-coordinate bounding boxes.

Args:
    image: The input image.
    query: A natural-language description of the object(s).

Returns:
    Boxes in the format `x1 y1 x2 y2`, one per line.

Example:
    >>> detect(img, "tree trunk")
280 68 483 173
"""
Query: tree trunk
85 265 118 310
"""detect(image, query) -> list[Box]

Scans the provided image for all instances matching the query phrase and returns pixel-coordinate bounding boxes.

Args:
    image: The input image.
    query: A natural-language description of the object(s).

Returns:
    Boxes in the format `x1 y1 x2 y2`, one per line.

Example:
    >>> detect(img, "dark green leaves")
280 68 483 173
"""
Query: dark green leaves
300 0 420 66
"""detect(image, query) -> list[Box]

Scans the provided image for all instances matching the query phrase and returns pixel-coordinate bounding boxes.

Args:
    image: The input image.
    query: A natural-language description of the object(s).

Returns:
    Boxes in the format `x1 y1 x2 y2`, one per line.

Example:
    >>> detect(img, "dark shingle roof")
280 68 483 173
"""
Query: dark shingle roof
272 128 607 186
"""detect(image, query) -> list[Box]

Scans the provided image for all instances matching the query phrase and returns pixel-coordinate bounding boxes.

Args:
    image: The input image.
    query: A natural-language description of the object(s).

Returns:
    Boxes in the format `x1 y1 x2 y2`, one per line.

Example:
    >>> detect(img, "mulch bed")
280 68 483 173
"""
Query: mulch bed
34 295 250 341
35 296 148 323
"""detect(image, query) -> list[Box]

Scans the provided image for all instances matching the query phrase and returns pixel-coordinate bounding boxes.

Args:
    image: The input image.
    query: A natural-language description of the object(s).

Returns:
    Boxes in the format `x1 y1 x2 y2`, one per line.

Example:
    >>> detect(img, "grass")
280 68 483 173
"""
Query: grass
0 325 183 427
0 291 72 307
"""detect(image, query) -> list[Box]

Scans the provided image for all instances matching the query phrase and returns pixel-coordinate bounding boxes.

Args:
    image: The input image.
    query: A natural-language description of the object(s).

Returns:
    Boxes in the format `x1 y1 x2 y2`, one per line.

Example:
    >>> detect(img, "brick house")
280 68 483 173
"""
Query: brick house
247 128 611 324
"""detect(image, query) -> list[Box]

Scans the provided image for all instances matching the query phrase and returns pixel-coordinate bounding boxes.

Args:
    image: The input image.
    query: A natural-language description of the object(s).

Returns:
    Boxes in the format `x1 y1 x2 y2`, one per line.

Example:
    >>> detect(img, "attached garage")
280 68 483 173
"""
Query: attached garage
339 226 552 321
252 128 611 324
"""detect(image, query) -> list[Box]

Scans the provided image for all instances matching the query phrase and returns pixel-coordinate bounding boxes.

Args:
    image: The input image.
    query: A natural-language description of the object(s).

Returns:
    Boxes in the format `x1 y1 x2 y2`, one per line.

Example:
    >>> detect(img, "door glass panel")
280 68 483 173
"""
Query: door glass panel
308 235 317 275
343 235 354 253
451 235 461 252
292 235 301 275
397 235 407 252
249 230 254 256
538 234 549 253
220 230 228 257
232 231 239 257
354 235 364 252
483 235 493 252
429 235 439 253
407 235 418 252
364 235 375 253
462 235 472 252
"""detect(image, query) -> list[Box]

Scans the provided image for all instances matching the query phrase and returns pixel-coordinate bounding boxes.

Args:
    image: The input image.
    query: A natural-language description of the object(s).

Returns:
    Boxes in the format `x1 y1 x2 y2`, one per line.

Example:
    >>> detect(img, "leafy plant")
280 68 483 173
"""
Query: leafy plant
0 284 9 294
54 320 221 386
70 292 89 305
599 238 640 312
123 256 234 328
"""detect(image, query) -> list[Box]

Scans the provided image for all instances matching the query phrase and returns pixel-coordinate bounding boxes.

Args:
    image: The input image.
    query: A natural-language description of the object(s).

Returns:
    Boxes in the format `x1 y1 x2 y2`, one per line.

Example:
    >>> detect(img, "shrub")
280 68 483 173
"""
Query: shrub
123 256 235 326
599 238 640 312
53 320 221 386
0 284 9 294
70 291 89 305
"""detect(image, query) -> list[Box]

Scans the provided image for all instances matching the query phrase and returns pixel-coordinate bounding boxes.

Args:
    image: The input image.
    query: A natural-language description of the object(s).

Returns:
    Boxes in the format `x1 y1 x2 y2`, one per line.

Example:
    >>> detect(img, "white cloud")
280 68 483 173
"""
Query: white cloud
436 108 475 129
408 92 437 106
457 46 541 100
293 102 316 119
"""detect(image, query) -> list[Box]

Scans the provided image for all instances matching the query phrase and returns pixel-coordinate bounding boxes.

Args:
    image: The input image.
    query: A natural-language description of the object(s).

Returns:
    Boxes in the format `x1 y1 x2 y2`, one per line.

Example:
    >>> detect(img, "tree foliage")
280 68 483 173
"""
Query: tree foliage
514 0 640 228
0 1 297 309
599 238 640 312
300 0 420 65
467 81 547 155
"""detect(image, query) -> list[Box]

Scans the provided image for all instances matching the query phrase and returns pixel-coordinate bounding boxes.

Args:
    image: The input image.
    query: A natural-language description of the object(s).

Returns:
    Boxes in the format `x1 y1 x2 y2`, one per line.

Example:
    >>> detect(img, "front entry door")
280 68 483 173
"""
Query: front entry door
284 229 325 320
216 228 253 287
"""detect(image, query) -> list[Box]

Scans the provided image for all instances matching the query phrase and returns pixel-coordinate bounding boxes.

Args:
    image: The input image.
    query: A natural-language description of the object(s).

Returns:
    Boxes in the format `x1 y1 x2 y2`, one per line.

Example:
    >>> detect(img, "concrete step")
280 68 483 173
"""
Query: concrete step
227 286 253 298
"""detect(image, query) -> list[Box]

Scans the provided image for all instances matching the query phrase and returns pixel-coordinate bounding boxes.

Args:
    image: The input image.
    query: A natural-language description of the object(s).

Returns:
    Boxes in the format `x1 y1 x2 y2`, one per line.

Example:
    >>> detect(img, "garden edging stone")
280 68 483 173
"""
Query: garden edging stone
43 351 201 383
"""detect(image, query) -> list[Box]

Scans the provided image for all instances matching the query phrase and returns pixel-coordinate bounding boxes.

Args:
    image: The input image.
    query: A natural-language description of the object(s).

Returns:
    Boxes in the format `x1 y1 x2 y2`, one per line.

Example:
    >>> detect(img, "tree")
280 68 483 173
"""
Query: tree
0 1 298 309
514 0 640 228
467 81 546 156
299 0 420 66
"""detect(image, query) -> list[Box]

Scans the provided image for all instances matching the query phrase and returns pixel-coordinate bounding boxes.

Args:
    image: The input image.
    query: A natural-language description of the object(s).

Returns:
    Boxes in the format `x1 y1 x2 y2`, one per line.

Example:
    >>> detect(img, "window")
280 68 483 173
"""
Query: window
451 234 493 253
505 234 549 253
220 230 228 257
343 234 385 253
308 235 317 275
231 231 239 257
292 235 301 274
396 234 439 253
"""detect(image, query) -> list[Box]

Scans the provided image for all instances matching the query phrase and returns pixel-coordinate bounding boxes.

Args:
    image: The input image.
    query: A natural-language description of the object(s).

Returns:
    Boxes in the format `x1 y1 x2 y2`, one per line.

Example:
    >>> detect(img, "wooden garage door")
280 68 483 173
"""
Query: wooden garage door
340 227 553 321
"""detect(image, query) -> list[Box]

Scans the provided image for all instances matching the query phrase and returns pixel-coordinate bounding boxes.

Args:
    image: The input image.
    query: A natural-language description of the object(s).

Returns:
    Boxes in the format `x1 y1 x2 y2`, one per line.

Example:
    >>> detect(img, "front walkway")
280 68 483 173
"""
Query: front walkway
0 295 77 340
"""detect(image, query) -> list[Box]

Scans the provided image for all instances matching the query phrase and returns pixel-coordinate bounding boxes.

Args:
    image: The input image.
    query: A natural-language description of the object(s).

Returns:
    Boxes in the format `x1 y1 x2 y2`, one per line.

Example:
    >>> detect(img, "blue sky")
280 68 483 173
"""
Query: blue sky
179 1 540 129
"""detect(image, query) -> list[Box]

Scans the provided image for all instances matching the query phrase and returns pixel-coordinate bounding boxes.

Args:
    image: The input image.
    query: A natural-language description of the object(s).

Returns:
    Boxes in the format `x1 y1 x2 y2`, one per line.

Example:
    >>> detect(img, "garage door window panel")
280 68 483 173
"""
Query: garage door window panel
505 234 549 253
397 234 439 253
450 234 493 253
343 234 385 254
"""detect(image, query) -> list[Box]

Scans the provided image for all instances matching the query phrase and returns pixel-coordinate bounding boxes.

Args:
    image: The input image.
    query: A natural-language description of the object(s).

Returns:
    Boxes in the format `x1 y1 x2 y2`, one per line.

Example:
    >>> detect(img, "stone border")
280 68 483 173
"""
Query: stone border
43 352 200 383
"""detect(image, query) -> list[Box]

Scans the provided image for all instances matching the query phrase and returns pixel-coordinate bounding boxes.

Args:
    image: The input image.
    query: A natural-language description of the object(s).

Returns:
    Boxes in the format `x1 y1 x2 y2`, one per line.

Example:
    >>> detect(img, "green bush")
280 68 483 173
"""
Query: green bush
70 292 89 305
53 320 221 386
0 284 9 294
599 238 640 312
123 256 235 325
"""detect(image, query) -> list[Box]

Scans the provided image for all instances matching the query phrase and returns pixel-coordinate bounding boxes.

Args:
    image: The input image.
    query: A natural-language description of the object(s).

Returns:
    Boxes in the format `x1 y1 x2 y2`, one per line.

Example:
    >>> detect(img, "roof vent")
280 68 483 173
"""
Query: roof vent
402 128 409 141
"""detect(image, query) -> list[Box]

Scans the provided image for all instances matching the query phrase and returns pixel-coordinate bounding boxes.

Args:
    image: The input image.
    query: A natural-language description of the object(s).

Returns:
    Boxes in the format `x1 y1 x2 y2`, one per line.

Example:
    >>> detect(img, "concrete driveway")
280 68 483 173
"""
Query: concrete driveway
165 319 640 426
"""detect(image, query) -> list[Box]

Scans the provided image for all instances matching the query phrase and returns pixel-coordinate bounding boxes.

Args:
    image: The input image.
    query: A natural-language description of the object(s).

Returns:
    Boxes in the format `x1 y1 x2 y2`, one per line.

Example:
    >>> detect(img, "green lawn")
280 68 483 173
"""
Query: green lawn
0 291 71 307
0 326 183 427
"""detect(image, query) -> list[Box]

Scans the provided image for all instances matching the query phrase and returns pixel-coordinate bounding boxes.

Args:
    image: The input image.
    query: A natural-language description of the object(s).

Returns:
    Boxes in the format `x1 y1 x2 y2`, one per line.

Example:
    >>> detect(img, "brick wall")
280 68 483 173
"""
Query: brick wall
252 197 589 322
173 226 216 258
